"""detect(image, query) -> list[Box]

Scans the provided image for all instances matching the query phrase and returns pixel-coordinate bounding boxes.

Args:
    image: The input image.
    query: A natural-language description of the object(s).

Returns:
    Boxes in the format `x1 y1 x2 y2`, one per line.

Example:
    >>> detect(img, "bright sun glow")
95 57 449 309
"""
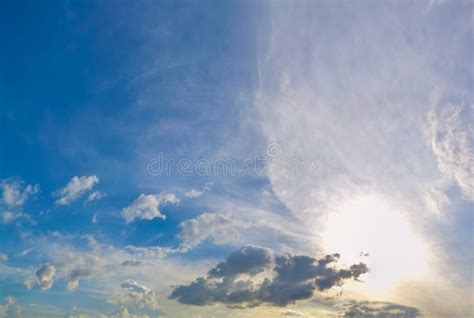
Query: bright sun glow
322 194 427 294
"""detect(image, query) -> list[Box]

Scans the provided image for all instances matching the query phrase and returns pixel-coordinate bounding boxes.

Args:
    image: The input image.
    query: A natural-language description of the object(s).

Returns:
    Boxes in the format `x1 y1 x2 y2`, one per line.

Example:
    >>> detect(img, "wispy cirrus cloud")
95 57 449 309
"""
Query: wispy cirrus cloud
177 212 249 251
426 98 473 201
87 190 106 203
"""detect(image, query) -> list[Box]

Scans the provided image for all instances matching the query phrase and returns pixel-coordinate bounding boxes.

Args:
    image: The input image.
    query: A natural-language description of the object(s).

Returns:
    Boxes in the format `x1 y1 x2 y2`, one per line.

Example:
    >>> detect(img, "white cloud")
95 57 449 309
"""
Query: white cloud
251 2 473 316
184 183 213 199
427 100 473 201
23 278 34 290
0 180 38 226
124 245 174 259
184 189 204 198
424 184 451 215
109 280 159 314
87 191 106 203
55 175 99 206
177 212 249 251
35 263 56 290
122 193 179 223
61 247 105 291
18 248 33 257
1 180 39 208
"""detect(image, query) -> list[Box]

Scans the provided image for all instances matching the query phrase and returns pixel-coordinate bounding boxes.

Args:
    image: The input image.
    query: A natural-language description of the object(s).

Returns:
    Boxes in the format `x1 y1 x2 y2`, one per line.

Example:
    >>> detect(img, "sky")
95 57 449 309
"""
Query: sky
0 0 472 317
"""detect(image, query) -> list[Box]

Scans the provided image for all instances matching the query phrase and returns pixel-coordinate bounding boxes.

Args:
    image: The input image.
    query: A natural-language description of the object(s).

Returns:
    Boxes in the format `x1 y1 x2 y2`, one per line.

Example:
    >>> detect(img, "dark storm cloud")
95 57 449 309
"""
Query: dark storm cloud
208 245 273 278
169 246 369 307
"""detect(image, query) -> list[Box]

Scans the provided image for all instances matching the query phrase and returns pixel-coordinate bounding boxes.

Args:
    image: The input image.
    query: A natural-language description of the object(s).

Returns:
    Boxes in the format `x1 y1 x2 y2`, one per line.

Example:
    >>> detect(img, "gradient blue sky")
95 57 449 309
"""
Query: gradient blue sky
0 1 473 317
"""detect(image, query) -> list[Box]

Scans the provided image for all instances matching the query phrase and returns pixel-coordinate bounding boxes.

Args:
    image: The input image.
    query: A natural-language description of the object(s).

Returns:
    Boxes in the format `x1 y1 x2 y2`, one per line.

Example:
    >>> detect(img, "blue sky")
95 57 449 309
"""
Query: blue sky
0 1 473 317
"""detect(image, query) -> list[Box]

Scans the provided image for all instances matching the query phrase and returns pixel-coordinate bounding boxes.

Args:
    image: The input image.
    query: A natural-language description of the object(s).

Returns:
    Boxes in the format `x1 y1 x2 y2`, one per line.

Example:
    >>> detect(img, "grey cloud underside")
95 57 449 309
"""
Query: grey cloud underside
35 263 56 290
121 259 142 267
169 246 368 307
342 300 422 318
67 268 96 290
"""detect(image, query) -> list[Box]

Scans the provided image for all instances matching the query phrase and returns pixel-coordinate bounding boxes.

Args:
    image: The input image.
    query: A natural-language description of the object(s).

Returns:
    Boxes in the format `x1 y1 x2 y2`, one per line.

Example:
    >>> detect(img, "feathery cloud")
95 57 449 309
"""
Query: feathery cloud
427 99 473 201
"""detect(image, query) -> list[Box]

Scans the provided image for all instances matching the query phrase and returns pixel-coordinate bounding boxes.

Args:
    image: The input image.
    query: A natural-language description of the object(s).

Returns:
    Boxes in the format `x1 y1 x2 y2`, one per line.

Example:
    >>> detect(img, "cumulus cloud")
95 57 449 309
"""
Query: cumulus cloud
122 193 179 223
169 246 368 307
341 300 421 318
1 180 39 208
30 239 109 294
177 212 249 250
108 280 160 316
35 263 56 290
0 297 22 318
55 175 99 205
427 99 473 201
35 247 103 292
